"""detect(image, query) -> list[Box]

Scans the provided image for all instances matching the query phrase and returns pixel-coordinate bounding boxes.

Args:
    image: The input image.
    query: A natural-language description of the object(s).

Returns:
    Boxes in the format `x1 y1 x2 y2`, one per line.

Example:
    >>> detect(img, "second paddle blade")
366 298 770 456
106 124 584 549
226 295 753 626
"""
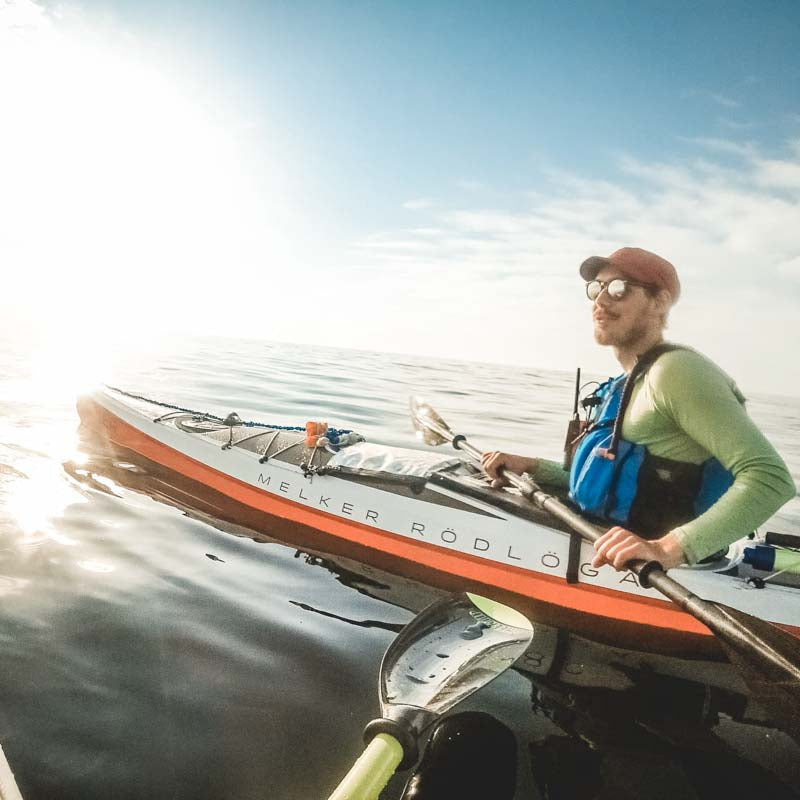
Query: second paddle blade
380 593 533 721
409 397 452 447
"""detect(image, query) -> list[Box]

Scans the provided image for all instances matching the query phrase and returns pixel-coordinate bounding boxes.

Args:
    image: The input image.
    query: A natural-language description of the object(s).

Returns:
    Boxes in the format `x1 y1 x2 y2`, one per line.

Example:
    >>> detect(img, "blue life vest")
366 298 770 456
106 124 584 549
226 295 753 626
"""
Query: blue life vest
568 345 735 538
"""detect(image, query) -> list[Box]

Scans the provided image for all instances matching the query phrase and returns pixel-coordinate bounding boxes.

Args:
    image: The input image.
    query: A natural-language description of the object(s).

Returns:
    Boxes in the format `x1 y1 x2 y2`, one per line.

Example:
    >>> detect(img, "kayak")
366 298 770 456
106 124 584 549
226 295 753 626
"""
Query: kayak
76 386 800 655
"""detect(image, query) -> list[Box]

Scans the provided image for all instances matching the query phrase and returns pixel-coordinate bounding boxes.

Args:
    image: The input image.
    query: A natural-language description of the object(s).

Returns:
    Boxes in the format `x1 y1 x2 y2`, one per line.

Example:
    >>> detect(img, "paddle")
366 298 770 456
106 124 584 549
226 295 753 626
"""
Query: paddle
328 592 533 800
410 397 800 738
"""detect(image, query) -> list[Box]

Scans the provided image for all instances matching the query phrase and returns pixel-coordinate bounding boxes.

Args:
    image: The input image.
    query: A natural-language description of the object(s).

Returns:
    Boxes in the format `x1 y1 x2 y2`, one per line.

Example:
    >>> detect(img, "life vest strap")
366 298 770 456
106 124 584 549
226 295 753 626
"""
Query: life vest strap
607 343 685 457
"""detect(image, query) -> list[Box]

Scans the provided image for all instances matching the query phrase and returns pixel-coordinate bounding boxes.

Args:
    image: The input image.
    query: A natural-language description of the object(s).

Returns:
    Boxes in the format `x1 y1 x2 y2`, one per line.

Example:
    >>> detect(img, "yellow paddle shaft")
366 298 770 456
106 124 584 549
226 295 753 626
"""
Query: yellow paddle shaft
328 733 404 800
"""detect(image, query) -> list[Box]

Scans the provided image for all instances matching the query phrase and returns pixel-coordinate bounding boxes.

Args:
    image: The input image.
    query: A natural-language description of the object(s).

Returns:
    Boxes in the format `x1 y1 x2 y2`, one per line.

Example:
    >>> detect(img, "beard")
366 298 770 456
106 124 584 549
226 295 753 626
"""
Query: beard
593 313 653 348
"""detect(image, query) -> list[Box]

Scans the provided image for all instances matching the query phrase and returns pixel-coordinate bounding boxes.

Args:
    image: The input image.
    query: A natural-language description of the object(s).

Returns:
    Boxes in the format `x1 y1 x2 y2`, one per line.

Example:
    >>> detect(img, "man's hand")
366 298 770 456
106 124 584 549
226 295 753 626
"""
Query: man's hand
591 527 686 571
481 452 538 489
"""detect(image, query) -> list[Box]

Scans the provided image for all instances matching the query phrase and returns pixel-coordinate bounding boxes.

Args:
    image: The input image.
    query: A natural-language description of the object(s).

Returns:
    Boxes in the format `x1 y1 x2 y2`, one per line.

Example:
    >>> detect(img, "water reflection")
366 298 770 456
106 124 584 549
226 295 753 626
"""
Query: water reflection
2 458 81 538
77 560 116 574
288 600 405 633
0 361 91 565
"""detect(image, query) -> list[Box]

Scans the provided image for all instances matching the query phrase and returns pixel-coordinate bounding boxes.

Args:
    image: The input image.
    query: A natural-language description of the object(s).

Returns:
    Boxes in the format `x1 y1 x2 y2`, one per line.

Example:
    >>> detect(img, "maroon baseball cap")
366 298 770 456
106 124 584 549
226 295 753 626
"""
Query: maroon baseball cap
579 247 681 303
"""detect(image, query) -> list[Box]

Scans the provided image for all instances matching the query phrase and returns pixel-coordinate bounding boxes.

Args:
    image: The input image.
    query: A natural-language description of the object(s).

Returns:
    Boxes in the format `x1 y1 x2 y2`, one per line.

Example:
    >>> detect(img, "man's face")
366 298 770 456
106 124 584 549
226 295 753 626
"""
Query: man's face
590 265 660 347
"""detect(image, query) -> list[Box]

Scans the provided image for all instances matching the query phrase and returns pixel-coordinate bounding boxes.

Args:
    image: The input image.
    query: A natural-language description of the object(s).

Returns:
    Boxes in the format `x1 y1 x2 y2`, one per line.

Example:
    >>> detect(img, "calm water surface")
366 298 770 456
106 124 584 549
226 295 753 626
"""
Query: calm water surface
1 334 799 799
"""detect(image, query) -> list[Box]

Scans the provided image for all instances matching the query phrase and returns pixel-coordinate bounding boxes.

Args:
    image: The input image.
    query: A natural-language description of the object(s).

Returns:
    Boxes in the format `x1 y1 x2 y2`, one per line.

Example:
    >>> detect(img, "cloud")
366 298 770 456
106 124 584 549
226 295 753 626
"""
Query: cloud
403 198 434 210
753 156 800 190
710 93 741 109
352 138 800 393
778 255 800 279
678 136 758 158
371 139 800 283
718 117 758 131
681 88 741 109
0 0 48 35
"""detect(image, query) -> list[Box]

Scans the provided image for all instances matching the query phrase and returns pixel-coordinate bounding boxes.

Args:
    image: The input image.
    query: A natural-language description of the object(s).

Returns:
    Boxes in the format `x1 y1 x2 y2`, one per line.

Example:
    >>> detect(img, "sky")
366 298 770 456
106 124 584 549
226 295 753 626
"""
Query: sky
1 0 799 395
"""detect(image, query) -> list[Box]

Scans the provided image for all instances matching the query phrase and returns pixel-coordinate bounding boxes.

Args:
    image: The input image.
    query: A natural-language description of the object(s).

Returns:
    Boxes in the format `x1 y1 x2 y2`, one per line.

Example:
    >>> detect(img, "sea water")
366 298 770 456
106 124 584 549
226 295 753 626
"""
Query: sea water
0 333 798 798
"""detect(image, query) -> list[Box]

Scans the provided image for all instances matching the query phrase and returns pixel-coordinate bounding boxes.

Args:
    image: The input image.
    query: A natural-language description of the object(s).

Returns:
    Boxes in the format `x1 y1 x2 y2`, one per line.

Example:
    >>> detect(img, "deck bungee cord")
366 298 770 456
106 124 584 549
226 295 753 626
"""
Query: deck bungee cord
105 384 354 438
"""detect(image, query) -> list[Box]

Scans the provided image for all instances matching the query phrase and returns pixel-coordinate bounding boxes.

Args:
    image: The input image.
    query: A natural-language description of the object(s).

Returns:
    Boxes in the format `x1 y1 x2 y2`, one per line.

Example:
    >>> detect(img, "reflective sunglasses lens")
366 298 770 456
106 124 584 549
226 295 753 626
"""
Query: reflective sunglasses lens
608 279 627 299
586 281 602 301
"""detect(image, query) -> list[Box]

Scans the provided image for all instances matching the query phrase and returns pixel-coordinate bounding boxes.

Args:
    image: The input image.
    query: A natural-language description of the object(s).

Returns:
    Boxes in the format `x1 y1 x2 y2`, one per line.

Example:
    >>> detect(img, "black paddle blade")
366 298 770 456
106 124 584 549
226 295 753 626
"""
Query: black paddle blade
410 397 451 447
713 604 800 741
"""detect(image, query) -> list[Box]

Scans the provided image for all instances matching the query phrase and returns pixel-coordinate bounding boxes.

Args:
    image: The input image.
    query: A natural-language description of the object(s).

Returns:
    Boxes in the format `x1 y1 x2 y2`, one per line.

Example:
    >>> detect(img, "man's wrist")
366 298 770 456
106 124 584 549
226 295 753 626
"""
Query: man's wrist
524 457 539 475
658 532 687 569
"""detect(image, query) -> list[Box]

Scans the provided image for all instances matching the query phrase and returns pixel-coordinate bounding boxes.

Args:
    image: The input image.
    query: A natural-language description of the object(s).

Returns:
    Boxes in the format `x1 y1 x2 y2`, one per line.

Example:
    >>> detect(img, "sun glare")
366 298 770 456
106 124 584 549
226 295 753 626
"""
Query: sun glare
26 337 113 407
3 456 83 541
1 1 289 342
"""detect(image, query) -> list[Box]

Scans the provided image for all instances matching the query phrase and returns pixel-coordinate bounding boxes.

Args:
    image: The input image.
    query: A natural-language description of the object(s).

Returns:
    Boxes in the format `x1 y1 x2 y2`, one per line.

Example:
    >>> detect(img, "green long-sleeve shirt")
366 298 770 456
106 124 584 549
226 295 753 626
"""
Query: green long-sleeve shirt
533 348 796 564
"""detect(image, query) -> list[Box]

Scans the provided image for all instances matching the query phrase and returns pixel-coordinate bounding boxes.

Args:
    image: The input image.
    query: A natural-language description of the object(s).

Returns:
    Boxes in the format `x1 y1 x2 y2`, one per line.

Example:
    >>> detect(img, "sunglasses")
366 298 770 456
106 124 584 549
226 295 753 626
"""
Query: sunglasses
585 278 653 301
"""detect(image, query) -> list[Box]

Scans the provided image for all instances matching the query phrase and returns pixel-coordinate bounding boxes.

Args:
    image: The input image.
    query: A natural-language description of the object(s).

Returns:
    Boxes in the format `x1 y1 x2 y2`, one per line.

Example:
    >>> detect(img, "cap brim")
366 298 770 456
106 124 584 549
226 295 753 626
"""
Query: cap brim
579 256 610 281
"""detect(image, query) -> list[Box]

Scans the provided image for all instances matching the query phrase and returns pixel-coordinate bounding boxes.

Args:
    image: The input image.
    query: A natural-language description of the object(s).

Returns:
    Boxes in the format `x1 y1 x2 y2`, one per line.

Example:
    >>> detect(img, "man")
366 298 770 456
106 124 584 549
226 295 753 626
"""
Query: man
482 247 795 572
